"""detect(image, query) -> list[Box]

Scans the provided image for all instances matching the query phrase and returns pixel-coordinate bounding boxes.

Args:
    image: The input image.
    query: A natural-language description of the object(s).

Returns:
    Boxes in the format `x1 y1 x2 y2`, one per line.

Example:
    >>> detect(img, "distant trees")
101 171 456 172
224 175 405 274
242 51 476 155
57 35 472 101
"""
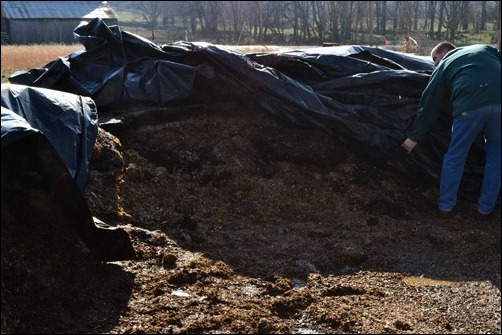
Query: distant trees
128 1 501 45
136 1 164 40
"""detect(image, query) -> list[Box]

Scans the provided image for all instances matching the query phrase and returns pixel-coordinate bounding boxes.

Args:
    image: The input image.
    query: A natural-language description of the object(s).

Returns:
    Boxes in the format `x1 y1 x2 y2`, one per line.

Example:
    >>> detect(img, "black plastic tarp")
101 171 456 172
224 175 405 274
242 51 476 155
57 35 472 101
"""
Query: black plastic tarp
1 84 98 192
1 92 135 262
8 18 486 200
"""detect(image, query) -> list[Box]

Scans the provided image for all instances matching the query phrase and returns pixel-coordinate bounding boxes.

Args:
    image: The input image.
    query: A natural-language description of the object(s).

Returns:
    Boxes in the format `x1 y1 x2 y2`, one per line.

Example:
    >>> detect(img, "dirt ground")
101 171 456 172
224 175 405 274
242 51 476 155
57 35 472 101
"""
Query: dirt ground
2 102 500 334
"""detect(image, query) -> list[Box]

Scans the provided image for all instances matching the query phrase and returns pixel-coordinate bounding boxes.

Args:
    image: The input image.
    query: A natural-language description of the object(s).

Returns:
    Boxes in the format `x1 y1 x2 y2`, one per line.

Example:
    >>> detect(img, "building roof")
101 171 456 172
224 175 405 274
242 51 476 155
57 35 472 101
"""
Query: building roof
1 1 118 20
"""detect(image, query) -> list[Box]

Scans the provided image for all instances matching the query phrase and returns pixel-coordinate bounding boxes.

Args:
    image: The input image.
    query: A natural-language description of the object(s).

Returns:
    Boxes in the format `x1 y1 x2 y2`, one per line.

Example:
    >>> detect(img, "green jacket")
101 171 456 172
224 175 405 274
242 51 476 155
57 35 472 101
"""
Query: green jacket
408 44 501 141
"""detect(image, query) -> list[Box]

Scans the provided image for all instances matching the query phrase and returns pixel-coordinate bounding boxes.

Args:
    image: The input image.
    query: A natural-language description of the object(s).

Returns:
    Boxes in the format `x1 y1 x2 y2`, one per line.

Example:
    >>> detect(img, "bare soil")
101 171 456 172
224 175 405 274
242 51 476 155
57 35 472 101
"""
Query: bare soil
1 103 500 334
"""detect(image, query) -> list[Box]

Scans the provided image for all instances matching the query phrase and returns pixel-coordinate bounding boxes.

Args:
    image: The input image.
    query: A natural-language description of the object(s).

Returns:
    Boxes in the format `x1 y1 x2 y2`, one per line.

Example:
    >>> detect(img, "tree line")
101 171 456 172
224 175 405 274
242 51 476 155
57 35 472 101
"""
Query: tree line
113 1 501 46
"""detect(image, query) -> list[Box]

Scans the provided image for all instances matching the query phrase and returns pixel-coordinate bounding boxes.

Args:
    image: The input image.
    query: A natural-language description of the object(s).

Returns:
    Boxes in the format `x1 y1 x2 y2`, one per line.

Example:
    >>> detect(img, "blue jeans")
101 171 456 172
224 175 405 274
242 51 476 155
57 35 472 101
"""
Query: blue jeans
439 103 501 214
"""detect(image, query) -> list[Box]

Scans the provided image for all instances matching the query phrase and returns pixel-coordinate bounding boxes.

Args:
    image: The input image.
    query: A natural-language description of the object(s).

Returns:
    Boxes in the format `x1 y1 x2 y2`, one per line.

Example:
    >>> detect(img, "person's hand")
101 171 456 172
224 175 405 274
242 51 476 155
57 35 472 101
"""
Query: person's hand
402 138 417 153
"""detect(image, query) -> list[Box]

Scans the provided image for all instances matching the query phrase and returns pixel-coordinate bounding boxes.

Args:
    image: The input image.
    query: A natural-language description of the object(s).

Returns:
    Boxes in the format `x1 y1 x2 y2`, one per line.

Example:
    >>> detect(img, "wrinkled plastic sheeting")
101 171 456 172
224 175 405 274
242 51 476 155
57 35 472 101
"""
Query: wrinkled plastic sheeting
247 45 434 83
8 19 431 162
1 84 98 193
1 107 136 262
9 18 201 111
8 18 486 200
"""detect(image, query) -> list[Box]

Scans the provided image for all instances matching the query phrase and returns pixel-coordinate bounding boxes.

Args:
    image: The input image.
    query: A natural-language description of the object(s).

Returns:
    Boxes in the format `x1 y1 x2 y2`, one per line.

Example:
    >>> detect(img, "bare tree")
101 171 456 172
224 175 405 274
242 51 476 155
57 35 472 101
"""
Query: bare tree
327 1 339 42
400 1 414 36
461 1 470 31
136 1 164 41
368 1 374 45
436 0 446 39
339 1 353 43
427 1 437 36
225 1 244 43
256 1 264 44
261 1 289 44
443 1 464 41
200 1 220 39
392 1 400 34
311 1 329 43
377 0 387 35
354 1 366 43
294 1 312 44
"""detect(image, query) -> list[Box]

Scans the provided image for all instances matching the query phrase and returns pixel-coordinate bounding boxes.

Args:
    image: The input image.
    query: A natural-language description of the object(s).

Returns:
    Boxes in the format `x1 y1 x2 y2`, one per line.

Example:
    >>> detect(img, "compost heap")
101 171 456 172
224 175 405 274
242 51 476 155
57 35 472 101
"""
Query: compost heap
2 18 500 334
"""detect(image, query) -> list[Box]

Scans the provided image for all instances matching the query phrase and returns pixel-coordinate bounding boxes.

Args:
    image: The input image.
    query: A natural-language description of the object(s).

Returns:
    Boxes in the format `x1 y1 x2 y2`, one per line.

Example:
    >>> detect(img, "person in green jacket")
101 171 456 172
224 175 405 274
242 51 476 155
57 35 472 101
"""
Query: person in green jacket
402 42 501 217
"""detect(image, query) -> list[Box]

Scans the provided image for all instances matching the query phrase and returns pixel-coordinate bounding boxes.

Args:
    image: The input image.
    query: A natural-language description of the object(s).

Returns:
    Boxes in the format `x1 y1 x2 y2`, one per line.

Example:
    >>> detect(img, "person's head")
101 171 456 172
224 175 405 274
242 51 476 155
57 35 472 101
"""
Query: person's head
431 42 456 66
